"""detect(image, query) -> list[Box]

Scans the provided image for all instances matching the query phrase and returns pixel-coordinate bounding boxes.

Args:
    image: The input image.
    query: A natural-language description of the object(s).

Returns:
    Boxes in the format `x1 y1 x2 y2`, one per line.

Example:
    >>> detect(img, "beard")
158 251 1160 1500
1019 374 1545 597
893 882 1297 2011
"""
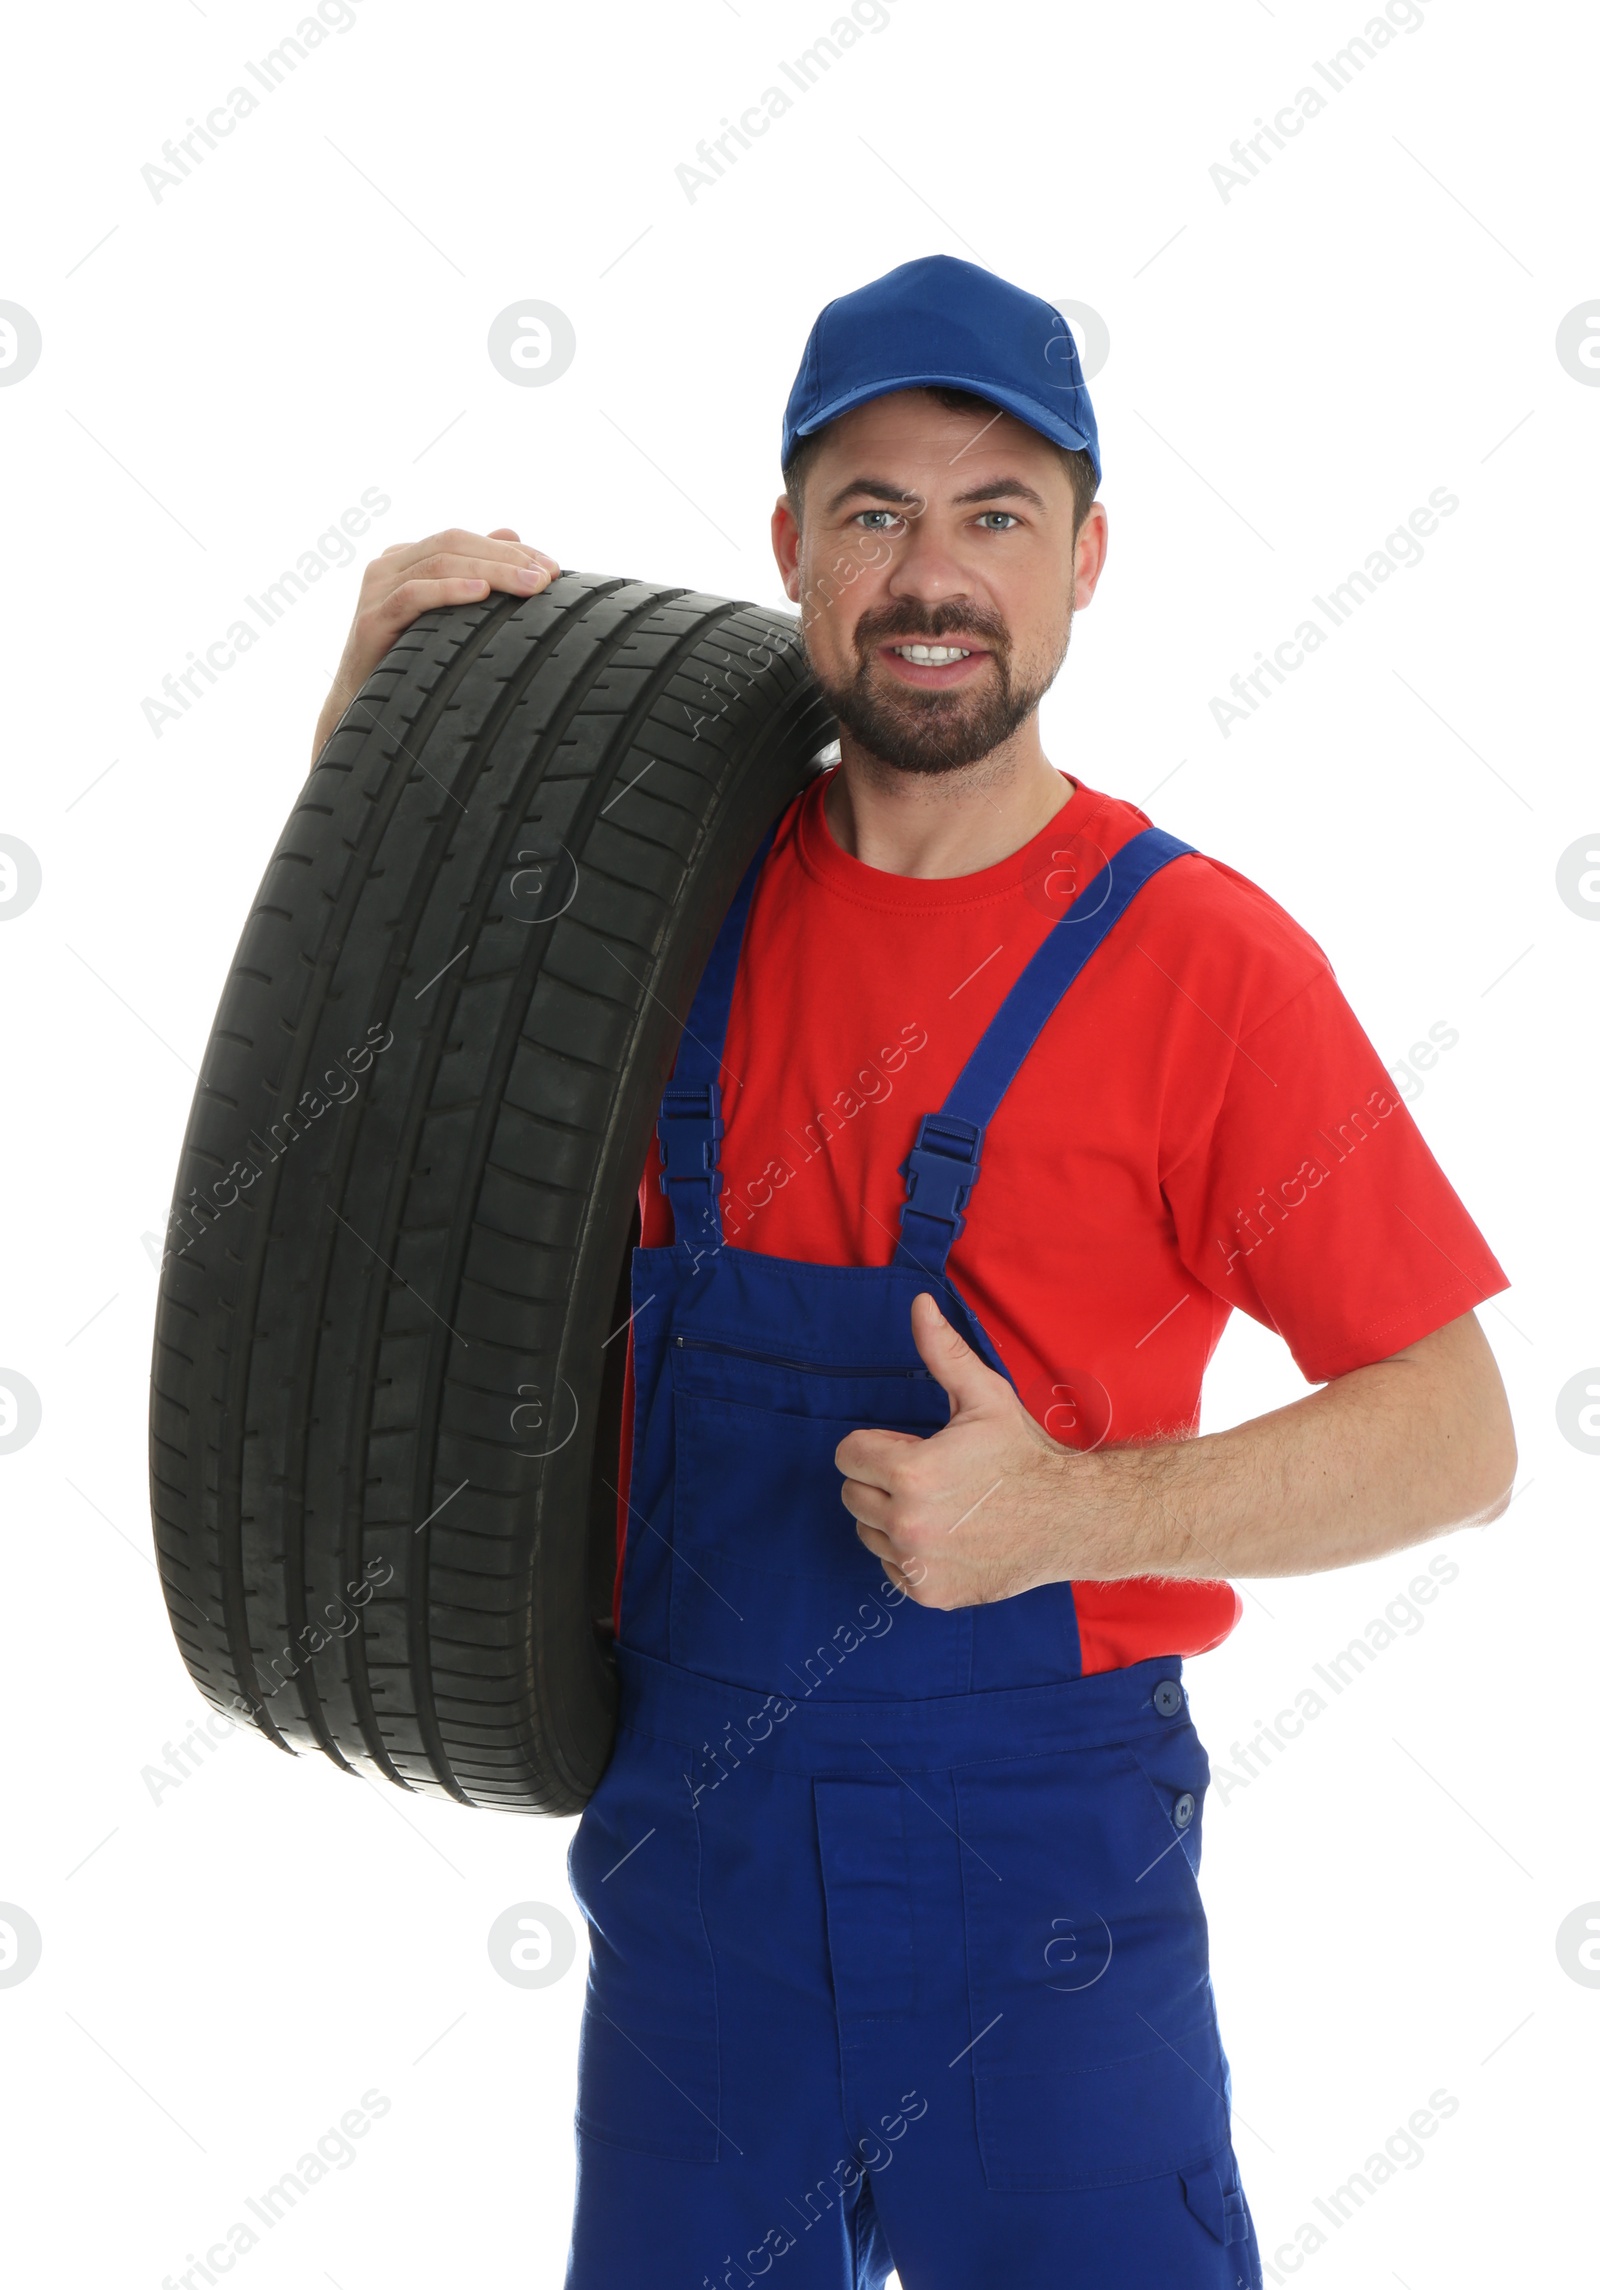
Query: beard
811 598 1070 777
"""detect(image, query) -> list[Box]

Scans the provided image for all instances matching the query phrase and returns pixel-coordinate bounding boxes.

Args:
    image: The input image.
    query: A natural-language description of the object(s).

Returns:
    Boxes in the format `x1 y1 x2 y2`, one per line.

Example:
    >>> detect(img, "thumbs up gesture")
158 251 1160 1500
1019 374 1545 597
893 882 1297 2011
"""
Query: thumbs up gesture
836 1293 1100 1608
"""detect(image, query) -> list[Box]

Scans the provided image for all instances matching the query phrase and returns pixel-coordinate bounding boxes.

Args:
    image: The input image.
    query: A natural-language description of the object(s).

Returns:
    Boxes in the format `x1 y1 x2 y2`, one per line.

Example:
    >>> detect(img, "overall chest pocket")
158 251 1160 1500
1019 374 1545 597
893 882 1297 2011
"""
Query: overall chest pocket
666 1338 963 1693
952 1729 1229 2192
566 1727 723 2163
669 1338 948 1586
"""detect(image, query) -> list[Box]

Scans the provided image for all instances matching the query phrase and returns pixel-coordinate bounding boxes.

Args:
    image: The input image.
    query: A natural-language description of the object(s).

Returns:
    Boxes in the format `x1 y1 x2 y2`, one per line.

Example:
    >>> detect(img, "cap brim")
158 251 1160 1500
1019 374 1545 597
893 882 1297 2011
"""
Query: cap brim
793 371 1097 469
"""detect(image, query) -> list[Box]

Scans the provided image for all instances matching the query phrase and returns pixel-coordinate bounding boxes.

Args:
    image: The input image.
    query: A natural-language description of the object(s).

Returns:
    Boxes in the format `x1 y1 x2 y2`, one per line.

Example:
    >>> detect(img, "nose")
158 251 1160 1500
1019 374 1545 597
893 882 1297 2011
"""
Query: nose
882 512 977 612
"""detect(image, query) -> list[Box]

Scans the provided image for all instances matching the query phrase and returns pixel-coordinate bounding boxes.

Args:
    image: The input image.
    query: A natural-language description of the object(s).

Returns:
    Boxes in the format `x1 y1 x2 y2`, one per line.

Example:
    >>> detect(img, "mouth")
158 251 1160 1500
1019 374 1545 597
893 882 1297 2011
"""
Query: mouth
877 639 993 690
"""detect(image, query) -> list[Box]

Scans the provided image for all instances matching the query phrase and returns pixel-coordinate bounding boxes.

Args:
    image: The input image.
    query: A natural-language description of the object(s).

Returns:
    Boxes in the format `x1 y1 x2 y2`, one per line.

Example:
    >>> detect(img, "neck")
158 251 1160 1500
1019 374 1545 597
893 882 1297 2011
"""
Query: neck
822 721 1074 879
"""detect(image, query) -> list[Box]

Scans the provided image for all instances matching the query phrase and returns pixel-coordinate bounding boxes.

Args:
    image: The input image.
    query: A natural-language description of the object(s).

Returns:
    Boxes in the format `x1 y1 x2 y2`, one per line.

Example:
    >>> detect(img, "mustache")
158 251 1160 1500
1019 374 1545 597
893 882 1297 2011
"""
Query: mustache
851 601 1011 657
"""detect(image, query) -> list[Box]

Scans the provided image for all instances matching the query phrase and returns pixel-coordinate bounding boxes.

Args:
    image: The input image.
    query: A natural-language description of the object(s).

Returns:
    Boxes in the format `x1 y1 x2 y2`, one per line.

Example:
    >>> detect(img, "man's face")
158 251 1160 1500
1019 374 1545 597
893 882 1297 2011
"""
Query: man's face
771 391 1107 775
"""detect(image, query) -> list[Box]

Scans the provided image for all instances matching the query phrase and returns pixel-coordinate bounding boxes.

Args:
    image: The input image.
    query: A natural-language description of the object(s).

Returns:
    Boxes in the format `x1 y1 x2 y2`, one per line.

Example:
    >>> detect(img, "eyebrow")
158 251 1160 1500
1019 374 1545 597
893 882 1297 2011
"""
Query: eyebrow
822 475 1050 516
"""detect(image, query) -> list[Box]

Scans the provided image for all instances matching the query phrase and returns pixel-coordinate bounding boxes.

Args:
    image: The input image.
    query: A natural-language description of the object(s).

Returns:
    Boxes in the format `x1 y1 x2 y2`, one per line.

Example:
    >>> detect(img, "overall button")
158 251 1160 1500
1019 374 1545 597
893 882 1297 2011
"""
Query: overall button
1173 1791 1196 1829
1153 1678 1184 1717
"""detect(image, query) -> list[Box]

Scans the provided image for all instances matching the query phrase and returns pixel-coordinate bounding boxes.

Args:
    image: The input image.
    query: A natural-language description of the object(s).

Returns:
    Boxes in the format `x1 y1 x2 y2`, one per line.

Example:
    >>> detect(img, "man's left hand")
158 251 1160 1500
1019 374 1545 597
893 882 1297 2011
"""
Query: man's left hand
836 1292 1100 1606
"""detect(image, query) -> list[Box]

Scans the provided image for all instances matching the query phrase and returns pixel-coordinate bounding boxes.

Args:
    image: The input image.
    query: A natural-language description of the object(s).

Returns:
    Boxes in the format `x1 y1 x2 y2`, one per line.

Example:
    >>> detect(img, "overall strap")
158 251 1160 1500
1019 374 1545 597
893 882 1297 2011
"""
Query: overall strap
894 826 1197 1279
656 826 776 1251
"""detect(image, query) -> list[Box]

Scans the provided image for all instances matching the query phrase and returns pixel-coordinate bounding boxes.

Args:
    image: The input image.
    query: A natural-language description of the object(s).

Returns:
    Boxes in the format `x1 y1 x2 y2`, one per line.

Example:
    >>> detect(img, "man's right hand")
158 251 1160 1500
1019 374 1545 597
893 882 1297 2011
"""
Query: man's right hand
312 526 561 763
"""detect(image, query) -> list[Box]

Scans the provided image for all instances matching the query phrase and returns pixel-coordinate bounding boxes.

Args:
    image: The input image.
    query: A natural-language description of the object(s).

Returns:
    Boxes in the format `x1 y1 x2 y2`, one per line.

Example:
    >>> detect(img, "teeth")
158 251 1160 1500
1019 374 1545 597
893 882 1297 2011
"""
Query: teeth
894 644 972 664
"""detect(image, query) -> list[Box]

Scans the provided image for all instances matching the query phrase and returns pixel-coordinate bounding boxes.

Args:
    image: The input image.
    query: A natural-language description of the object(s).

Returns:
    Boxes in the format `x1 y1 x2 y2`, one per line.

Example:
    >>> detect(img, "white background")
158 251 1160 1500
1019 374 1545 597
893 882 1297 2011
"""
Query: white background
1 0 1596 2284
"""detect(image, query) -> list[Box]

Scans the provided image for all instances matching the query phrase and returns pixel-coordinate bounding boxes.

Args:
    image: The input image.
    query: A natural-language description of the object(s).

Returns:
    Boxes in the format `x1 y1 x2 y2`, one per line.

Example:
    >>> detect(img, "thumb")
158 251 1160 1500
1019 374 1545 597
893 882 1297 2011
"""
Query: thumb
910 1292 1004 1415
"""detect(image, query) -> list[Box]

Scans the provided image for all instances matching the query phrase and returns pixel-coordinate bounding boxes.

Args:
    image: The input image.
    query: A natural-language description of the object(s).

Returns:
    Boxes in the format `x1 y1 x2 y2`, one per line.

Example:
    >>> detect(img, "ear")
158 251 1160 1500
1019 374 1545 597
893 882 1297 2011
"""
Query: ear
1073 500 1109 614
771 495 802 603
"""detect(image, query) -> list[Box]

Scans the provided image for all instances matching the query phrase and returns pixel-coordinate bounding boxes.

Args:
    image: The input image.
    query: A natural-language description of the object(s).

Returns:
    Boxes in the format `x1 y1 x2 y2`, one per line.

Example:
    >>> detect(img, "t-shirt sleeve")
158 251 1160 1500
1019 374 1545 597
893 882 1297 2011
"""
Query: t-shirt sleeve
1163 968 1509 1384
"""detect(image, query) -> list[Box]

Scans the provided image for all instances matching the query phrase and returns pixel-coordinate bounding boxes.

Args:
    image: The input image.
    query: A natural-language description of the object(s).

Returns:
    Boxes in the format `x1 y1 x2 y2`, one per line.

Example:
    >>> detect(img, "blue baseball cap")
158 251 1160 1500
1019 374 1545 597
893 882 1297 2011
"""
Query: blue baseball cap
781 254 1101 486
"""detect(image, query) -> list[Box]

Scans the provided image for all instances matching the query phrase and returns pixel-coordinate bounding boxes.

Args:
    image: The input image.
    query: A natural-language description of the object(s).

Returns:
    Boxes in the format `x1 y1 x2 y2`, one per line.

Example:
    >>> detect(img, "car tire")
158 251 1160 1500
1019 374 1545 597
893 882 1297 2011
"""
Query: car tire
149 572 834 1813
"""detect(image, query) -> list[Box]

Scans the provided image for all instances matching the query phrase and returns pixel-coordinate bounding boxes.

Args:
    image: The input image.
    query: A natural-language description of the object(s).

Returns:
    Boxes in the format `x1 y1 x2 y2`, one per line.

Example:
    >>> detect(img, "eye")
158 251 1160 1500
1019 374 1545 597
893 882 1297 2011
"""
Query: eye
853 509 903 532
976 510 1020 531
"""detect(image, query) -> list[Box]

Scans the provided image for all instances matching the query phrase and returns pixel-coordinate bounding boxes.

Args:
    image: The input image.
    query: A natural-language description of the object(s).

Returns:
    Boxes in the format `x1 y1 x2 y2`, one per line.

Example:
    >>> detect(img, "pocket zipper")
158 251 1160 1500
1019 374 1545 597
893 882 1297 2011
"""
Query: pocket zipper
673 1334 934 1380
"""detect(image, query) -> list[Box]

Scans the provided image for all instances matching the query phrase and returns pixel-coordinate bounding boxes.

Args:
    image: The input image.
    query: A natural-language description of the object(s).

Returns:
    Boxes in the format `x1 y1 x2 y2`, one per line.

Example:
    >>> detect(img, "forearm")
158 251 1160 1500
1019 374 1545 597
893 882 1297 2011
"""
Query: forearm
1075 1310 1517 1583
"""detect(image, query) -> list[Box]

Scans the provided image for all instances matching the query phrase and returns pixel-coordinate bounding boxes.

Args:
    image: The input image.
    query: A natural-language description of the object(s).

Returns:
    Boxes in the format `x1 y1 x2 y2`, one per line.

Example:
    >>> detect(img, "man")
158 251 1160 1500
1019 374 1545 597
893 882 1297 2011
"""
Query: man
320 257 1514 2289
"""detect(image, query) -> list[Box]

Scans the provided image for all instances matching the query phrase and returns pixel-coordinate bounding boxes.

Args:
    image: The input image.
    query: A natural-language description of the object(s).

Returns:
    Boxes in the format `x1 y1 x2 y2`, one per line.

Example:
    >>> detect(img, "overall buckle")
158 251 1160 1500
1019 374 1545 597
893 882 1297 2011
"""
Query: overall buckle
657 1080 724 1213
899 1112 985 1247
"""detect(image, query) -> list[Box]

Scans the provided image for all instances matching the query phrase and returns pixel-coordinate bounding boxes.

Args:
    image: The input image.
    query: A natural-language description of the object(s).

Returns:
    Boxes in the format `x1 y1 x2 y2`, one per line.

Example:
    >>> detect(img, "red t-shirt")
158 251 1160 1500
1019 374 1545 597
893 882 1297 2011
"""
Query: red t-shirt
621 771 1508 1670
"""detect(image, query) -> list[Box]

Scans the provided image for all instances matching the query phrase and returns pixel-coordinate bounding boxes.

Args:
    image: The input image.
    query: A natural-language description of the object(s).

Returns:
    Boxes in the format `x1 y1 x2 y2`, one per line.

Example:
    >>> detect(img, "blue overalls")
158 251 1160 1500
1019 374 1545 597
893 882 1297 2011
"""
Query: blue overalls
565 825 1263 2290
